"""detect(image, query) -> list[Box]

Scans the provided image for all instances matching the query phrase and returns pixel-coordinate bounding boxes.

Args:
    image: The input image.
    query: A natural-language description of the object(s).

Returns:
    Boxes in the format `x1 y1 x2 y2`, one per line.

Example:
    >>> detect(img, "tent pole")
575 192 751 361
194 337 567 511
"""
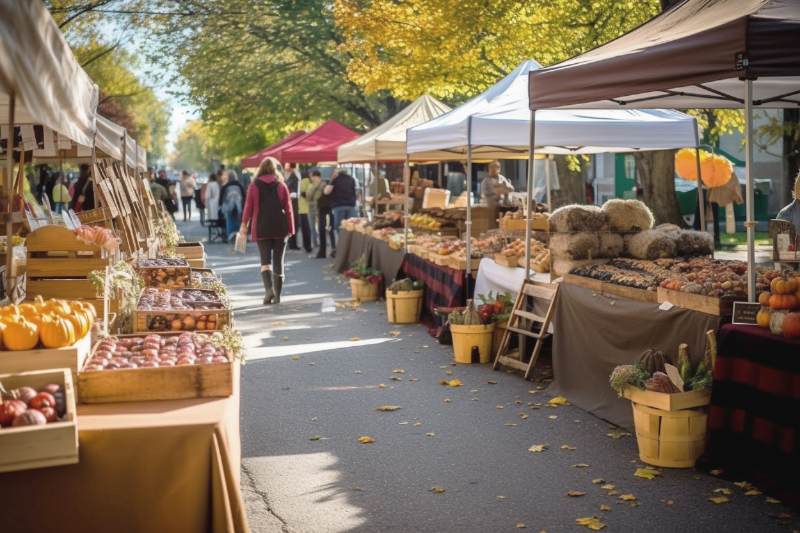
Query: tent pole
744 79 756 303
437 162 442 188
4 91 15 301
545 156 551 213
694 144 706 236
374 158 379 220
404 155 410 254
466 117 473 279
526 110 536 281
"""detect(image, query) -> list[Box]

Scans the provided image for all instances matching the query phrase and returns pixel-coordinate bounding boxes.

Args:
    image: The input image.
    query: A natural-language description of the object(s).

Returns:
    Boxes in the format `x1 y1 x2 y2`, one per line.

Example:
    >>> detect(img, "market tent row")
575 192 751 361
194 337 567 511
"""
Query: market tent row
241 130 306 169
280 120 360 164
405 59 700 275
527 0 800 302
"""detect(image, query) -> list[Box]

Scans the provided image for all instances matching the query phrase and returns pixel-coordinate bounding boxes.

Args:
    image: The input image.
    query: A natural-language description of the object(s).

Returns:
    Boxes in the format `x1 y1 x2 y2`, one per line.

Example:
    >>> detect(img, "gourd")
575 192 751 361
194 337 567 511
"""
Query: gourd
771 309 789 336
756 306 772 329
770 270 798 295
388 279 413 294
769 293 798 311
448 310 463 325
40 314 76 349
677 344 692 385
3 316 40 351
644 372 680 393
758 291 772 307
703 329 717 371
462 300 482 325
635 348 672 376
782 312 800 340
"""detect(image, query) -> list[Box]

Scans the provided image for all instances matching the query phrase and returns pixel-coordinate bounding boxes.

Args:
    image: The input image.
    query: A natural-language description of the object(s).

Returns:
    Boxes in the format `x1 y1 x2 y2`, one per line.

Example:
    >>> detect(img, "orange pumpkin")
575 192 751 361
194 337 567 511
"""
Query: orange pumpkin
782 312 800 339
43 299 72 316
40 314 75 349
758 292 772 307
757 306 772 329
769 293 799 311
3 316 40 351
771 271 798 295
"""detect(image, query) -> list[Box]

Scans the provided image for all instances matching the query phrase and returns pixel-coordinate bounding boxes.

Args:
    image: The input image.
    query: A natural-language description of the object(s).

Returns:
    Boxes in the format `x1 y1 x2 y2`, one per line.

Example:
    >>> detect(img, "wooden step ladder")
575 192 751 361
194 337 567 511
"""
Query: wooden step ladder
492 279 559 379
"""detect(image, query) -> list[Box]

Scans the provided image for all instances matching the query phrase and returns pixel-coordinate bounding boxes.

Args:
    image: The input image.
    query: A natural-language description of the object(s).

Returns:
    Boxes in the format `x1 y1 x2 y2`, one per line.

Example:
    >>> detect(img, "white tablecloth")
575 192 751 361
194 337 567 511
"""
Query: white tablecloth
474 258 551 298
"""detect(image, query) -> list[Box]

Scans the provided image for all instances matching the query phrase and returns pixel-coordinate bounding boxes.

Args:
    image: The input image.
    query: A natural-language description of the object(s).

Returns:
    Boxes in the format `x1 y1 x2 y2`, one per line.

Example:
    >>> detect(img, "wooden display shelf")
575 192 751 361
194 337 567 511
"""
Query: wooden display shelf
135 260 191 289
431 253 452 267
448 256 481 271
25 279 122 317
0 368 78 473
623 386 711 411
0 333 91 381
76 207 112 226
77 333 234 404
176 242 204 260
187 257 205 269
498 218 549 232
563 273 658 303
25 225 115 279
133 305 231 333
494 254 522 267
656 287 742 316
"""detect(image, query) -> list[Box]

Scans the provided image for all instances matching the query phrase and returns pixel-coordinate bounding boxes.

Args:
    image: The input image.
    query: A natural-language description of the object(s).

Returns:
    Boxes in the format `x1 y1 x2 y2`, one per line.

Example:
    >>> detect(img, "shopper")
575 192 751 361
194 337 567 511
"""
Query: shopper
240 157 294 305
284 163 302 251
310 169 335 259
148 172 169 208
70 164 95 212
324 169 360 258
206 173 221 225
306 169 323 251
195 173 206 226
51 173 71 214
221 170 245 242
180 170 196 221
298 172 313 253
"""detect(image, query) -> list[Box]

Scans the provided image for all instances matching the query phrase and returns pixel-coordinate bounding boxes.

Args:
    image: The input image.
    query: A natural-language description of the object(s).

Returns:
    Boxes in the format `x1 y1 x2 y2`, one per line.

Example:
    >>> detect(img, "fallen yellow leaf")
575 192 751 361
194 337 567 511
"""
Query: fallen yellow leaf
353 487 362 491
309 435 323 441
601 485 614 490
608 491 618 496
392 369 405 373
429 487 445 493
573 464 590 468
515 400 523 405
766 498 781 504
388 331 401 336
374 406 402 411
311 417 317 421
566 491 586 497
271 321 286 326
548 396 570 405
588 523 606 531
350 337 361 341
607 432 626 439
734 481 754 490
561 445 576 450
413 422 421 427
292 355 300 360
714 488 732 495
496 405 505 409
444 399 451 403
619 494 637 501
390 376 402 381
600 505 611 512
528 444 548 452
378 384 386 388
283 337 290 341
505 423 517 427
515 524 526 529
448 379 463 387
358 436 375 444
426 432 435 437
354 370 362 374
707 496 729 504
710 469 723 475
592 479 604 484
634 468 661 480
744 490 762 496
576 517 606 530
519 413 529 419
497 495 507 499
409 378 419 382
548 415 558 419
445 370 453 375
487 381 498 384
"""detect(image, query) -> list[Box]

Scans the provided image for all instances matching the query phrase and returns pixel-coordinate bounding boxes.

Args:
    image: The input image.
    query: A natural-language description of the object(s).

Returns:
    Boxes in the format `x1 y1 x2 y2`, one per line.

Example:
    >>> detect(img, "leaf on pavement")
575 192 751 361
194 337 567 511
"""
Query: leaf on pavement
487 380 498 384
378 384 386 388
601 485 614 490
566 491 586 497
515 524 526 529
710 469 723 475
745 490 762 496
766 498 781 504
548 396 570 406
413 422 421 427
358 436 375 444
505 423 517 427
600 505 611 512
354 370 362 374
576 517 606 530
607 432 625 439
619 494 637 501
426 432 435 437
592 479 605 484
497 495 507 499
375 406 402 411
392 369 405 373
292 355 300 360
496 405 505 409
528 444 548 452
548 415 558 419
390 376 402 381
353 487 362 491
309 435 324 441
350 337 361 341
714 488 732 495
409 378 419 382
707 496 729 504
560 445 576 450
429 487 445 493
634 468 661 480
734 481 754 490
272 322 285 326
519 413 529 419
283 337 290 341
445 370 453 375
388 331 401 336
573 464 590 468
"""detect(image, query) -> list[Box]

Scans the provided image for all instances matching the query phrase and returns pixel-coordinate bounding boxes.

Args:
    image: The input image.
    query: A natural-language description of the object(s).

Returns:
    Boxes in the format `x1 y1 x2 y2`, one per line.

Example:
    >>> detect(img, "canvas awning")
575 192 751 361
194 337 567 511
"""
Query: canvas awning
0 0 98 147
241 130 307 168
338 95 451 163
137 145 147 172
407 60 698 160
280 120 360 164
124 132 137 169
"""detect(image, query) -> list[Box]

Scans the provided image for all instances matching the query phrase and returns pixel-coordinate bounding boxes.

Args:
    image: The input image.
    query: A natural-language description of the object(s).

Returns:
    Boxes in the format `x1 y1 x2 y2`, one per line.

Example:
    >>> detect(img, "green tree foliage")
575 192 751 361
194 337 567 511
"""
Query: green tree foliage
169 121 218 172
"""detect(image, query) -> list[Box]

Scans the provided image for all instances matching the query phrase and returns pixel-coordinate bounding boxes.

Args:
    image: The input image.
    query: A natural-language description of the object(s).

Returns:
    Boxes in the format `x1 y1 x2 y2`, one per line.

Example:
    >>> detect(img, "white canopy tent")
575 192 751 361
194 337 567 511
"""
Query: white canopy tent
406 59 700 276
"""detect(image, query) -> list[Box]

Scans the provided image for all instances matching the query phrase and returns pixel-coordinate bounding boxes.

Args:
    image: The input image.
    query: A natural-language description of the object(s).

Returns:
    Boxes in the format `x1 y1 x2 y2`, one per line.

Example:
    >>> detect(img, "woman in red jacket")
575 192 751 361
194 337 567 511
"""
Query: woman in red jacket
240 157 295 304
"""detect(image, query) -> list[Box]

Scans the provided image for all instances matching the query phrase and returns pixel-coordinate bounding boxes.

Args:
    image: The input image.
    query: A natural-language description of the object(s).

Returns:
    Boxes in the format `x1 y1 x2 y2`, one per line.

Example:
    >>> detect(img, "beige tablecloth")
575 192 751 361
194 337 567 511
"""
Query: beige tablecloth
0 366 248 533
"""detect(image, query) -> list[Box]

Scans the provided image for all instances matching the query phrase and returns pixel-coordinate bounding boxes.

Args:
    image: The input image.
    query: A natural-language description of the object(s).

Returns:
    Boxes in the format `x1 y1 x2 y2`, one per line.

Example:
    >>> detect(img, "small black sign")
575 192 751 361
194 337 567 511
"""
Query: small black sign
732 302 761 325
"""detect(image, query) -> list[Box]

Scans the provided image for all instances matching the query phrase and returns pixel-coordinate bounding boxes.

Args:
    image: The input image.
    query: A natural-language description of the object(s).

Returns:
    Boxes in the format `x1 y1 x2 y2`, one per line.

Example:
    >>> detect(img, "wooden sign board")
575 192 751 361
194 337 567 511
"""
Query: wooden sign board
96 182 120 218
732 302 761 325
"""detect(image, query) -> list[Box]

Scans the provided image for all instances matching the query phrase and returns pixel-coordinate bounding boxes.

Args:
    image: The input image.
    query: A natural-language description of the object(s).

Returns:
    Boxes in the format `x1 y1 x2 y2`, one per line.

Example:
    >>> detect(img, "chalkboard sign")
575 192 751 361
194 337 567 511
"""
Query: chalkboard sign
732 302 761 325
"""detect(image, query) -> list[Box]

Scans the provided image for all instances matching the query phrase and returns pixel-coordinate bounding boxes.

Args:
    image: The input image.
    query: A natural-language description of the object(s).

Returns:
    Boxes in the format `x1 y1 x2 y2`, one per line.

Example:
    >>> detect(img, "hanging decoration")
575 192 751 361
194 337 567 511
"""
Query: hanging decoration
674 149 733 188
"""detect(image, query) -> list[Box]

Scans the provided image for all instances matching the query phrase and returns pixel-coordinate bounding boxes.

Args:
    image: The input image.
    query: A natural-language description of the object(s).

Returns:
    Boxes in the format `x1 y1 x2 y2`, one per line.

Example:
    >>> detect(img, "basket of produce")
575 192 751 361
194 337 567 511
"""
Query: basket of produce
133 288 231 332
386 280 424 324
343 254 383 302
135 257 191 289
447 300 496 364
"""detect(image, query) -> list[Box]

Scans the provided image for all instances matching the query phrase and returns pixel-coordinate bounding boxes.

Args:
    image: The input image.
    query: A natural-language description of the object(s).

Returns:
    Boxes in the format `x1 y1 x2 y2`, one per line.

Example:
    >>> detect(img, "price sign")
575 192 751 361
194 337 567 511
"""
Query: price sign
732 302 761 325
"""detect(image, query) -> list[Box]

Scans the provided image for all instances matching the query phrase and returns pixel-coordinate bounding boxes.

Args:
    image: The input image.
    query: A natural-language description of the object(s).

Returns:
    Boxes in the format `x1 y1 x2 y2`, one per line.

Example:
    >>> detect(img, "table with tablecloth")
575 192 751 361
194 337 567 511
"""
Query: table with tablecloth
0 365 249 533
473 258 551 299
548 282 721 431
399 253 468 336
707 324 800 505
334 229 373 273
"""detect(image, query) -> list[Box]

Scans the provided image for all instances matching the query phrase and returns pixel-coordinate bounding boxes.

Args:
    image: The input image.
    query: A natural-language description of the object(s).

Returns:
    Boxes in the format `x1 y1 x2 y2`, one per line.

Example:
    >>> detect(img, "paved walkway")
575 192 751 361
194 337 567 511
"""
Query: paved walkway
174 217 796 533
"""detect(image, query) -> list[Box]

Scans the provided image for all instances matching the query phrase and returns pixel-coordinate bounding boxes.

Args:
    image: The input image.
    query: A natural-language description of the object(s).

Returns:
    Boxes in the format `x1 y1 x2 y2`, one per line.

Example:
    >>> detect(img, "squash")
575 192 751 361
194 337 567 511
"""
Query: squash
770 270 798 295
56 312 85 341
40 314 76 348
3 316 39 351
462 300 482 325
17 303 39 319
758 291 772 307
782 312 800 340
636 348 673 375
677 344 692 384
769 293 799 311
771 309 789 336
757 306 772 329
43 299 71 316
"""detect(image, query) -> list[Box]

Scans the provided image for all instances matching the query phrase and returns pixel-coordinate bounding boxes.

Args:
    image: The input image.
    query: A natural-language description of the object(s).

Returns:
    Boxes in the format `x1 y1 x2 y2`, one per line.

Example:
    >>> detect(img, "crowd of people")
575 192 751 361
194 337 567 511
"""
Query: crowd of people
33 163 97 214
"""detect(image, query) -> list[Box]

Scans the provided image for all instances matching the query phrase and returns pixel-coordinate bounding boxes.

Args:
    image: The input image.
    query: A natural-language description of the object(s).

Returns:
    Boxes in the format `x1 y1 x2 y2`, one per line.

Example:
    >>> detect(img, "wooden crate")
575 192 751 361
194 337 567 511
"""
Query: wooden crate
187 257 205 269
0 368 78 473
135 260 191 289
657 287 742 316
499 217 550 232
76 207 112 226
25 279 122 316
0 332 92 381
623 386 711 411
133 307 231 333
562 273 605 292
563 273 658 303
517 255 550 274
77 334 234 404
176 242 204 259
431 253 452 266
448 256 481 271
494 254 522 267
191 268 220 288
26 225 114 279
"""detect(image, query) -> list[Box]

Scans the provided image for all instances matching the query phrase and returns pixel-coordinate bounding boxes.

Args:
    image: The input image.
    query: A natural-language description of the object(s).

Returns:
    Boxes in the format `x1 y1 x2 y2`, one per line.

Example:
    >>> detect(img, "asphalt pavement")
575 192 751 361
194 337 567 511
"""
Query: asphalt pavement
174 216 797 533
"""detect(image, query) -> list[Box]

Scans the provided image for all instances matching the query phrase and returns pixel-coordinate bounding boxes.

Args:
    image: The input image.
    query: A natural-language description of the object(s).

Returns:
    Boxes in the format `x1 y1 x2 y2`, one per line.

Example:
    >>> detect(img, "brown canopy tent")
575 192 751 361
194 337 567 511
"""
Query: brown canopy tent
527 0 800 302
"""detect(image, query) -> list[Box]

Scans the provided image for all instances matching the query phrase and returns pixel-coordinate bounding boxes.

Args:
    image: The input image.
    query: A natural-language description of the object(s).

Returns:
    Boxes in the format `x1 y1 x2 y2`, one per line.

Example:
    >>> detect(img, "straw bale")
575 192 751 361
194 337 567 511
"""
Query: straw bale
549 204 608 233
598 232 625 258
549 232 600 261
675 230 714 256
602 199 654 232
625 229 677 260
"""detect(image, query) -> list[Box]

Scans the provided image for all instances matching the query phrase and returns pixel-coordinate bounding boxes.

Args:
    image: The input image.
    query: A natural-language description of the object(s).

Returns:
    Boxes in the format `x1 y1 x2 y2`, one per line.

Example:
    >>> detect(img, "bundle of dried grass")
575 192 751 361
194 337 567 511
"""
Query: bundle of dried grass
625 229 677 260
675 230 714 256
549 204 608 233
549 232 600 260
598 232 624 258
552 258 609 279
655 223 682 235
602 199 654 232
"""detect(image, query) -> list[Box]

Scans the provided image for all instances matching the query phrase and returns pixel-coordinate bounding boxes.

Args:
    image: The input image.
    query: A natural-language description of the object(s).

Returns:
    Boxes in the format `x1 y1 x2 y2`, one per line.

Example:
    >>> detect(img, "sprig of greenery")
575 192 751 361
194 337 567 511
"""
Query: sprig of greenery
206 326 246 364
88 261 145 334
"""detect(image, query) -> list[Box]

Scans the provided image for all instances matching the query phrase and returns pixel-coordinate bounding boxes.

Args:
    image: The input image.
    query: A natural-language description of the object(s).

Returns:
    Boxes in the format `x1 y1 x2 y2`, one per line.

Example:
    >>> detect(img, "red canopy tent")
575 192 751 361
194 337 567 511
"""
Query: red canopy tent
280 120 360 164
241 130 306 168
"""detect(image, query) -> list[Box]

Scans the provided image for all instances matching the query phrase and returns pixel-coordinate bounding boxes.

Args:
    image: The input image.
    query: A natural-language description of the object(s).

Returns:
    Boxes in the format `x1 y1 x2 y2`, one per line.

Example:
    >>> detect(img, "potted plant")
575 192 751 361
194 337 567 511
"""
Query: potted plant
477 291 514 356
343 254 383 302
447 300 496 364
385 279 424 323
609 332 715 468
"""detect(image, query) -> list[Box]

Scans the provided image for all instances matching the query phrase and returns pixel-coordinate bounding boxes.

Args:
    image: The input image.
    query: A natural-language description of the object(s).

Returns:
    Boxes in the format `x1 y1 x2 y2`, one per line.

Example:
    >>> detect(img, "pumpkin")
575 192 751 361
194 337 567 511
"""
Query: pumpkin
636 348 673 375
782 312 800 340
43 299 72 316
56 312 85 341
3 316 39 351
40 315 75 349
0 304 20 320
769 293 799 311
758 291 772 307
757 306 772 329
771 309 790 336
73 302 97 322
65 305 92 338
770 270 798 295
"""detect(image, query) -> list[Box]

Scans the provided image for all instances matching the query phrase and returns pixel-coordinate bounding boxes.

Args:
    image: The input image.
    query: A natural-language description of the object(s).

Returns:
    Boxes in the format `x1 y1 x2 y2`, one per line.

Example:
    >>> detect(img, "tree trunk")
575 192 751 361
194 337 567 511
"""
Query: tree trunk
635 151 687 227
784 108 800 202
552 155 586 208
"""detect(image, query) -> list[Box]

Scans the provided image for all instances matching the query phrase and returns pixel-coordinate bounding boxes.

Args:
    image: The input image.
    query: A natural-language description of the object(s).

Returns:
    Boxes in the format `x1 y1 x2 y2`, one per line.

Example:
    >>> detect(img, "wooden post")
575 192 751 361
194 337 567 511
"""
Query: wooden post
4 91 15 301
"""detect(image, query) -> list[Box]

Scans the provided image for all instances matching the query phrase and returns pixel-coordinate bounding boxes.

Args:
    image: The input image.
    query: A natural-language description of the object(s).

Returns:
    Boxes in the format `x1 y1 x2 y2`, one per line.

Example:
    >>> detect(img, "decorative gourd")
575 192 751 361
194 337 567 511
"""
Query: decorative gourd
677 344 692 385
770 270 798 295
40 314 76 348
769 293 799 311
448 310 464 325
703 329 717 371
782 312 800 340
757 306 772 329
17 303 39 319
3 316 39 351
636 348 673 376
60 308 90 339
462 300 482 325
758 291 772 307
77 301 98 321
43 299 72 316
771 309 789 336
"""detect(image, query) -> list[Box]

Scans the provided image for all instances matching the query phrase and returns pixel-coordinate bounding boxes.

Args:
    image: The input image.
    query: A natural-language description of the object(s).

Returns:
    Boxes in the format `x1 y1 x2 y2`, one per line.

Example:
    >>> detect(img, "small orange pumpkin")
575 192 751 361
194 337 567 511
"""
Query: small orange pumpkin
769 293 799 311
771 270 798 295
40 314 75 349
782 312 800 339
757 306 772 329
3 316 40 351
758 291 772 307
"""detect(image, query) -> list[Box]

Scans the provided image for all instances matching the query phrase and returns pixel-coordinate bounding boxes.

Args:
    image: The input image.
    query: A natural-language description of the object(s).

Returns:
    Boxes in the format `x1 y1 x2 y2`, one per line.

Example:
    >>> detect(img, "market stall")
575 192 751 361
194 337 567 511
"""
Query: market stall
399 252 467 336
241 130 306 169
